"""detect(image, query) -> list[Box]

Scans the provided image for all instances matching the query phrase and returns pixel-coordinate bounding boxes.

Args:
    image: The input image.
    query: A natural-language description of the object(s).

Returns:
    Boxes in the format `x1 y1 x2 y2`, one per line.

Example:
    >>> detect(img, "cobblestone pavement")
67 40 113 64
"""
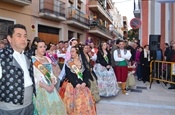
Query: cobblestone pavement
96 81 175 115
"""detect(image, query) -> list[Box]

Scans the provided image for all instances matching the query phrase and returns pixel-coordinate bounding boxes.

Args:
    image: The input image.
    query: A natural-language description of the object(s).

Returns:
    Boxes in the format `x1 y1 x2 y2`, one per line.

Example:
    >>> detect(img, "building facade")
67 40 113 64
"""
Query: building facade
122 16 128 39
88 0 118 45
134 0 175 49
0 0 123 45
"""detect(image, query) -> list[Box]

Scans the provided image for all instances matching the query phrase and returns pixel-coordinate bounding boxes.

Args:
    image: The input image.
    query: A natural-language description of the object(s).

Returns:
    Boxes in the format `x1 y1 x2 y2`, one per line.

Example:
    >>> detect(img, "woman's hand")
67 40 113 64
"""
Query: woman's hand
39 81 54 93
51 77 57 85
81 83 86 88
45 84 54 93
76 84 81 89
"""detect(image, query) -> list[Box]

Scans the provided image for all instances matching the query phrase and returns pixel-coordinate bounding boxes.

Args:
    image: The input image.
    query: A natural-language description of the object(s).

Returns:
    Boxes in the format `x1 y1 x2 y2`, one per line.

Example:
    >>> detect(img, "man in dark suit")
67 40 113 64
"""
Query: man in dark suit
166 43 175 89
150 48 164 84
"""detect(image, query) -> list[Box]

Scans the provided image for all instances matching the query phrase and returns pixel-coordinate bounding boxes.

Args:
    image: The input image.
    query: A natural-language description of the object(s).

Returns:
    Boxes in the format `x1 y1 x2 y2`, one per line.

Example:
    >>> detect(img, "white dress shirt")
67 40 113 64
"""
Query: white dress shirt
13 50 33 87
113 49 132 62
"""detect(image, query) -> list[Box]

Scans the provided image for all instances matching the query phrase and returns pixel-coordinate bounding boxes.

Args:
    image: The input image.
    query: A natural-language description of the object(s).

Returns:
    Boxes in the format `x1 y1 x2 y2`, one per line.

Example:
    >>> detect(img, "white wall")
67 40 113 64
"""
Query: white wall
165 3 170 43
154 2 161 35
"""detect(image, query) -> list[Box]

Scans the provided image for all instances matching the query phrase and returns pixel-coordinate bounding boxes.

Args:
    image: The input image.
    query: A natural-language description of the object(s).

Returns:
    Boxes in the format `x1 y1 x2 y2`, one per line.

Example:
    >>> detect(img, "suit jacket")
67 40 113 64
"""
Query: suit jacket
166 49 175 62
150 49 163 61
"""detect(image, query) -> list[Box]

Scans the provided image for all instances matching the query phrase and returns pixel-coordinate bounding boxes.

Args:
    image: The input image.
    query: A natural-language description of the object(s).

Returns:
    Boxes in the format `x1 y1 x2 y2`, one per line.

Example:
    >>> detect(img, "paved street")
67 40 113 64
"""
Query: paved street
96 80 175 115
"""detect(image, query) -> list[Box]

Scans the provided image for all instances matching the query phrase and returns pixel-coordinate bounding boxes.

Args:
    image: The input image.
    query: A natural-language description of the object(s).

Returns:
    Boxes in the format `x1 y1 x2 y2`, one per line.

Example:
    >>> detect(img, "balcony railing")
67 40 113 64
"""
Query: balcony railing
67 7 89 26
106 10 113 21
111 29 122 38
39 0 66 18
89 0 113 23
90 20 112 36
133 0 140 18
97 0 113 19
1 0 32 6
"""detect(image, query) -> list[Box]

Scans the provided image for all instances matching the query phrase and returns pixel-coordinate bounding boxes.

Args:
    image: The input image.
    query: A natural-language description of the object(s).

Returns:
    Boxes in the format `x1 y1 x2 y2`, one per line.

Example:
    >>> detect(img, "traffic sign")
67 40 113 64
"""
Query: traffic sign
130 18 141 29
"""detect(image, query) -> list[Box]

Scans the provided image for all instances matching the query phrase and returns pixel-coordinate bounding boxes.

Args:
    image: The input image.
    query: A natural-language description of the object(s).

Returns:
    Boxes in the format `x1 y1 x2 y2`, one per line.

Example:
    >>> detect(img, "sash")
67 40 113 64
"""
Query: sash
46 52 57 65
69 62 83 81
104 54 109 63
33 58 52 83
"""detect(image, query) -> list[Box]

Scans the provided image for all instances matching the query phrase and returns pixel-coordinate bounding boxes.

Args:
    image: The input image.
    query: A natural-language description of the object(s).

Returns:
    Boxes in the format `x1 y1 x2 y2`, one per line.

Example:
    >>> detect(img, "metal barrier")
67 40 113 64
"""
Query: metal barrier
149 60 175 89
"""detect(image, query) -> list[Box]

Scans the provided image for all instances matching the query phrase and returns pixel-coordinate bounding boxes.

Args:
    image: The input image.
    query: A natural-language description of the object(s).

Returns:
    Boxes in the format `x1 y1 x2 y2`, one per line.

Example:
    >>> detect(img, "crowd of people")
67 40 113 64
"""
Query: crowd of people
0 24 174 115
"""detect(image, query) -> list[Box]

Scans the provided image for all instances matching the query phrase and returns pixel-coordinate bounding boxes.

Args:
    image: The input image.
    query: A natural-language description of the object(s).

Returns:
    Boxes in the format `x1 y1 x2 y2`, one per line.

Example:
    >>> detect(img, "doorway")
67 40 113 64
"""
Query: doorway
38 25 59 45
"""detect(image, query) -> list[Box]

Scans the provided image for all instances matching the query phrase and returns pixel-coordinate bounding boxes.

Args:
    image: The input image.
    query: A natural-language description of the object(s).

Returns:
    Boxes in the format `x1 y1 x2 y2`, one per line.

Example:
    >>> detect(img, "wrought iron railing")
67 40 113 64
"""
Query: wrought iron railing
90 0 113 21
68 7 89 26
39 0 65 17
90 20 112 36
134 0 141 10
106 10 113 21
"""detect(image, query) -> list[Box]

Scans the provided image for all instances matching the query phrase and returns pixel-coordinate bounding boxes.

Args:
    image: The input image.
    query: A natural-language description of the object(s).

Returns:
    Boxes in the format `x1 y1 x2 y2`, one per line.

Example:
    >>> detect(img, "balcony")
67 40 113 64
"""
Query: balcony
107 0 114 9
110 29 122 38
0 0 32 6
39 0 66 21
89 20 112 40
89 0 113 24
67 7 90 30
133 0 140 18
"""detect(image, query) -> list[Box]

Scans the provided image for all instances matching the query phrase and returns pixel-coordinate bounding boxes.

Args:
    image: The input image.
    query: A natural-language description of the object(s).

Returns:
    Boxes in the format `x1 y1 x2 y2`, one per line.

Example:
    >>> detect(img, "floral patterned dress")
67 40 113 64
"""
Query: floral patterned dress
93 51 119 97
93 64 119 97
63 60 96 115
32 56 67 115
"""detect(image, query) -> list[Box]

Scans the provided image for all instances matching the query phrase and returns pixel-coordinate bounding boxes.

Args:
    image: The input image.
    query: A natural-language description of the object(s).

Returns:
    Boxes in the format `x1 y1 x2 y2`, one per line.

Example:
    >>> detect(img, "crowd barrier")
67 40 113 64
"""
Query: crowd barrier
149 60 175 89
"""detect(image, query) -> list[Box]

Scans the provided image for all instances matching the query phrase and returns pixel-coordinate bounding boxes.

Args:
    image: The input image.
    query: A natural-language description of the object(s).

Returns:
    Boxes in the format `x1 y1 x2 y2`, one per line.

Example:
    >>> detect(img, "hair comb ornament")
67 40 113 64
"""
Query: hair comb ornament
34 41 38 46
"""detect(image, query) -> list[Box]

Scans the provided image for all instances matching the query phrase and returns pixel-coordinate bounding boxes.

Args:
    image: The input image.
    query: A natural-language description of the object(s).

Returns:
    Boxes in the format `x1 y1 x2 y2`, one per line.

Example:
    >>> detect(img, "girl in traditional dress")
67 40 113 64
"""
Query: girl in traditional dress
31 39 67 115
46 43 61 90
83 44 100 102
63 45 96 115
93 41 119 97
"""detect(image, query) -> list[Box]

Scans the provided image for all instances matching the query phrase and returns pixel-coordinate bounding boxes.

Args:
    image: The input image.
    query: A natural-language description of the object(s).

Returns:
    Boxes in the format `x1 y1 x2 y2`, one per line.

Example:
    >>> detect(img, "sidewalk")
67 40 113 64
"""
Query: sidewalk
96 81 175 115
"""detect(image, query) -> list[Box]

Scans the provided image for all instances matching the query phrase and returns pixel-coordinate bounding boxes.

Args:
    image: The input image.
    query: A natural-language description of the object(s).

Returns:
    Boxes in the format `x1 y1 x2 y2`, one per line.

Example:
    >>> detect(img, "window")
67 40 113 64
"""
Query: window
68 30 74 40
69 0 74 4
0 19 14 40
77 0 82 10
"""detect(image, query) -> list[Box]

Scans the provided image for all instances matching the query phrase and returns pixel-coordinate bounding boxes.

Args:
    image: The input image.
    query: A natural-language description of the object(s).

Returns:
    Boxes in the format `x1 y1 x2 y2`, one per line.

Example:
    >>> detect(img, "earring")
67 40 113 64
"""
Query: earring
35 50 37 55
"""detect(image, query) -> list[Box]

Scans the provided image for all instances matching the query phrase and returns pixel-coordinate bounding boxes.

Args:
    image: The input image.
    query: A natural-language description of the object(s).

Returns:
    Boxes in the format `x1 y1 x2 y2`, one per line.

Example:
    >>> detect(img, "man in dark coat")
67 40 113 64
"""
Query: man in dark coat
166 43 175 89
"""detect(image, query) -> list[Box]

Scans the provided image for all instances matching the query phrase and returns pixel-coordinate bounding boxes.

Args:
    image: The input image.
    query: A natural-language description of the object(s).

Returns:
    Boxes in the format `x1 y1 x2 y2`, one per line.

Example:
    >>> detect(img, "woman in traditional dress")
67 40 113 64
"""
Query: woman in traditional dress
59 38 78 81
46 43 61 90
63 45 96 115
46 43 61 77
93 41 119 97
83 44 100 102
31 38 67 115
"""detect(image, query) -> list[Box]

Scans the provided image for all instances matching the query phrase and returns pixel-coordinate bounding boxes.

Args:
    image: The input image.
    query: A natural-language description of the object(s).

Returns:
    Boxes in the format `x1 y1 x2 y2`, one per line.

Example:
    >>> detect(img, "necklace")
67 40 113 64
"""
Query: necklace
36 55 45 60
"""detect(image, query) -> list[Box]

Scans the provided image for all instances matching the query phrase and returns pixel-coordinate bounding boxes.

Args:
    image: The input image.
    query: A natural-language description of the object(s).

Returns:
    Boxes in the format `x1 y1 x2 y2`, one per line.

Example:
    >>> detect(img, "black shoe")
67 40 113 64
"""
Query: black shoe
156 80 160 84
168 87 175 89
163 82 167 86
137 78 141 81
